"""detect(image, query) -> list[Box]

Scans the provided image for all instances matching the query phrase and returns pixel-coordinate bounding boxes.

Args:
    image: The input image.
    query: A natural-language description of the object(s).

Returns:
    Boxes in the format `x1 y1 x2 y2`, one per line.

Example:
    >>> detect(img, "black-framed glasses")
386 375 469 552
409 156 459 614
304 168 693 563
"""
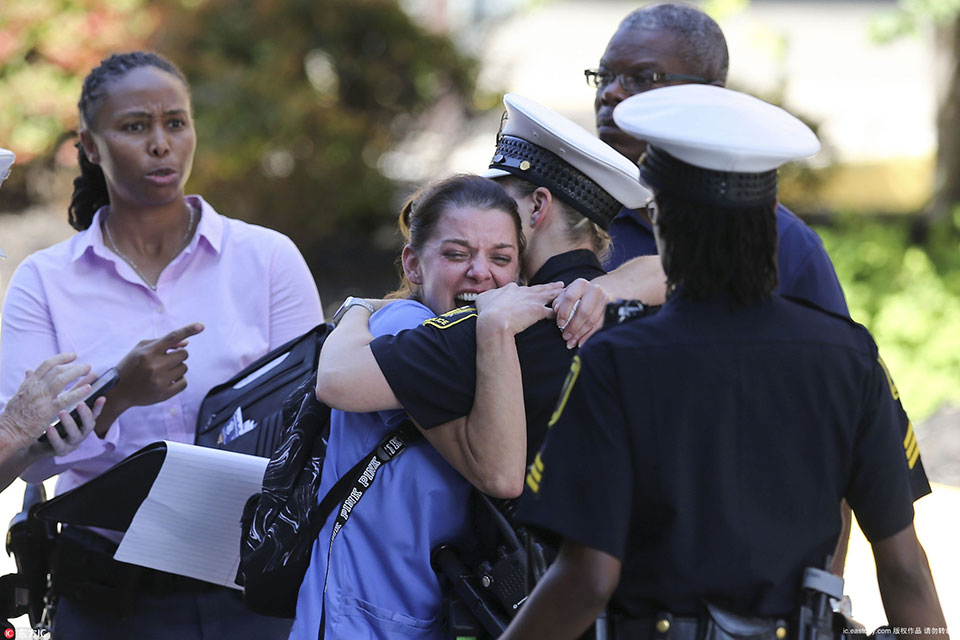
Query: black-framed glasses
584 68 708 94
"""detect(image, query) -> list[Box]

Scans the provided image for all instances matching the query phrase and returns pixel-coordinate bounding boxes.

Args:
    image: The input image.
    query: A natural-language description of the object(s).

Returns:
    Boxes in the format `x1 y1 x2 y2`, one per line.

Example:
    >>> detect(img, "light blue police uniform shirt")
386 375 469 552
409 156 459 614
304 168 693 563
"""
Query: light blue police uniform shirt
289 299 474 640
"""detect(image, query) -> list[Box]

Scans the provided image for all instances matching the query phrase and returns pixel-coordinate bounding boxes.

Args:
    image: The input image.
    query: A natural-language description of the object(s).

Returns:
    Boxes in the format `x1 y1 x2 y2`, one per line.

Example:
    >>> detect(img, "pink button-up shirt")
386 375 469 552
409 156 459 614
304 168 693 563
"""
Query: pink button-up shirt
0 195 323 503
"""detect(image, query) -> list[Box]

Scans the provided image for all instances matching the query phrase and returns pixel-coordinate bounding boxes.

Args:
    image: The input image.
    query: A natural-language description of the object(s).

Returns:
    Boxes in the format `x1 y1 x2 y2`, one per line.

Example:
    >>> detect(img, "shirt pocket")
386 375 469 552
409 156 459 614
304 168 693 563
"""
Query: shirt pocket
332 594 440 639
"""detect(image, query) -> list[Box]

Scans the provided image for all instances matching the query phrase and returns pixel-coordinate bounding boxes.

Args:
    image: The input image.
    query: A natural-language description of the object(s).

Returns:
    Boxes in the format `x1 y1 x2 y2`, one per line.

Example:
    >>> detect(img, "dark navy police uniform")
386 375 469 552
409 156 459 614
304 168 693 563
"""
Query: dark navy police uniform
370 249 603 458
517 292 929 617
604 206 658 269
606 203 850 317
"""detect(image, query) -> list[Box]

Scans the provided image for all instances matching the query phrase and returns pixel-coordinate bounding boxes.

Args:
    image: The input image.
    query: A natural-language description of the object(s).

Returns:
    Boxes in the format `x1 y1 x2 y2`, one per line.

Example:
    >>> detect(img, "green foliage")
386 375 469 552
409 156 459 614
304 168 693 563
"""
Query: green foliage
869 0 960 43
152 0 481 241
816 215 960 420
1 0 482 241
702 0 750 22
0 0 158 160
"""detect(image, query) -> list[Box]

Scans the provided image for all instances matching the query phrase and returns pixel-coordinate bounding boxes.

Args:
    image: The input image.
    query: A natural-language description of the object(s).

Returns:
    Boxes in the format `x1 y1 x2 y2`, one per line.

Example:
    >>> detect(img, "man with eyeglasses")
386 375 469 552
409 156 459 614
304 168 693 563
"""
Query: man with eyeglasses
593 3 847 309
552 3 848 351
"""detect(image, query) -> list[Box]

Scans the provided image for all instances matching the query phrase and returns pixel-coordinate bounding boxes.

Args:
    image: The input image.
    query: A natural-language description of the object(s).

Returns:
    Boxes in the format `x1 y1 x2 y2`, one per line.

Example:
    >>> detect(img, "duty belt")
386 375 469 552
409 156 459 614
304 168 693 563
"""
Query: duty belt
611 609 790 640
612 613 701 640
54 526 216 616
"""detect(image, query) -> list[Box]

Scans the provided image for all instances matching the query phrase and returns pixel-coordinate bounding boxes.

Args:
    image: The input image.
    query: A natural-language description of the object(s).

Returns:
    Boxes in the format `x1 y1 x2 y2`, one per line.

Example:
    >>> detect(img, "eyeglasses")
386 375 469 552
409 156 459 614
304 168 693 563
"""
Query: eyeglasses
584 68 708 94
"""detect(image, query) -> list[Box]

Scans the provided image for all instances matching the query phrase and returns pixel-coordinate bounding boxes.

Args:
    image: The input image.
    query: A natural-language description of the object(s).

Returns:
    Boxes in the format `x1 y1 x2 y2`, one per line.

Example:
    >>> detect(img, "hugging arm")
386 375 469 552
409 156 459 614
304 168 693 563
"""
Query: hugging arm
317 283 562 498
419 282 561 498
552 255 667 348
314 303 401 412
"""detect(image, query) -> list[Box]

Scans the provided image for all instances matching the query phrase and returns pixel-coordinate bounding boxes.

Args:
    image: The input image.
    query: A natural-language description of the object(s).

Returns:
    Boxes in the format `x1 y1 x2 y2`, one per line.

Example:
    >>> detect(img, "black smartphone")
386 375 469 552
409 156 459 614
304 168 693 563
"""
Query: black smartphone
39 367 119 443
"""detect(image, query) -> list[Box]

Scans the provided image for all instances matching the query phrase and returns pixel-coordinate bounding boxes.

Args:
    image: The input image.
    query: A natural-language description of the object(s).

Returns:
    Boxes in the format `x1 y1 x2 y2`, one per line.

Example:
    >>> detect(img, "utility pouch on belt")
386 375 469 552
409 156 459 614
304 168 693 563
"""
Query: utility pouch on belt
702 603 788 640
4 483 50 626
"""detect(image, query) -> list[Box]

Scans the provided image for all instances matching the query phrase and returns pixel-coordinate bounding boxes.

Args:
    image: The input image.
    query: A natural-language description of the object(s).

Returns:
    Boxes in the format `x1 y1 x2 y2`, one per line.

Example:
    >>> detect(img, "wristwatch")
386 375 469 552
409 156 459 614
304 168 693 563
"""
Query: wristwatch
332 296 376 325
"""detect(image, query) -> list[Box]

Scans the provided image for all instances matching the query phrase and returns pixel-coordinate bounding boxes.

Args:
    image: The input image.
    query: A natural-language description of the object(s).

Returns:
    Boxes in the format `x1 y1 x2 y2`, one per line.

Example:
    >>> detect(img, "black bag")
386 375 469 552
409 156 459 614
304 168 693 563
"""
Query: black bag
237 373 333 618
195 323 332 456
237 372 421 619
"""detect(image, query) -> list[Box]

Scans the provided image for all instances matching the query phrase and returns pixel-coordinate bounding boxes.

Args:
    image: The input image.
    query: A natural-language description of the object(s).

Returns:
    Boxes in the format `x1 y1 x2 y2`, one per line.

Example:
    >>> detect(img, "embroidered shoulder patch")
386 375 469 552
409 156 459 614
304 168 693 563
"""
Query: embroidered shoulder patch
423 305 477 330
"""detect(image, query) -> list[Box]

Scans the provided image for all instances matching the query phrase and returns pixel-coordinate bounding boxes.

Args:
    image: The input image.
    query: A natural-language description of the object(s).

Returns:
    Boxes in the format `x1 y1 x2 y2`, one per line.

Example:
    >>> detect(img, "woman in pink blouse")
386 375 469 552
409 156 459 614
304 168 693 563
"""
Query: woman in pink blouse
0 52 322 639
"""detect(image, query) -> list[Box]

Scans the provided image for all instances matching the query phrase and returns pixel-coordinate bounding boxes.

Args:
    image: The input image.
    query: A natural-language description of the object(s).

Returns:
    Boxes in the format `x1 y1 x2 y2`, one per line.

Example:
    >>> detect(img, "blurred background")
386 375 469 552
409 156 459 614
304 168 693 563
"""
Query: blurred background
0 0 957 629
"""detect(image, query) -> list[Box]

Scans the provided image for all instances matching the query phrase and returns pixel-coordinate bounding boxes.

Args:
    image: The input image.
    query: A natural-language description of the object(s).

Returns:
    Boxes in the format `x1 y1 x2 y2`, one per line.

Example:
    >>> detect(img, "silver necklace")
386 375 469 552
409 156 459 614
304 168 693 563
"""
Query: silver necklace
104 203 197 291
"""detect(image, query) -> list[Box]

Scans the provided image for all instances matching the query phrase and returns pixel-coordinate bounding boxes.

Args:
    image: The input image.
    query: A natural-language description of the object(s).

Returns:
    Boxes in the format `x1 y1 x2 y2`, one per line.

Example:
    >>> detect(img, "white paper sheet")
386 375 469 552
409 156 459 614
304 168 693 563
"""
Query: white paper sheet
113 441 269 589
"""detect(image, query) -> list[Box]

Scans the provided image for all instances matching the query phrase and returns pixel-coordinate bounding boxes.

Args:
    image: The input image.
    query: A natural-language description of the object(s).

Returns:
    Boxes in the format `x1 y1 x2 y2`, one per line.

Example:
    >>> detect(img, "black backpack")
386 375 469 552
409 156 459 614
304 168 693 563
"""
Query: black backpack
236 372 420 619
236 372 333 618
191 322 334 618
224 327 420 619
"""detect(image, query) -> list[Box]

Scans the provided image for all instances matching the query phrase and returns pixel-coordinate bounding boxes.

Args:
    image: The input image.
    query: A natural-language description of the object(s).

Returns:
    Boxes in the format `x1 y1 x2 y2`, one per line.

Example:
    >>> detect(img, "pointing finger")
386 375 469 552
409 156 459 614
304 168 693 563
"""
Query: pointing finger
159 322 205 348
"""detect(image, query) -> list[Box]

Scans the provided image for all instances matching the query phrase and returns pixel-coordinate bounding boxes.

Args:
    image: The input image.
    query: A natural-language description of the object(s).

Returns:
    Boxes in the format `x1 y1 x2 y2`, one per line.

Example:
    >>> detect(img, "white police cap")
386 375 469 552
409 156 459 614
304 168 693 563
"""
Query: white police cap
613 85 819 207
485 93 651 229
0 148 13 259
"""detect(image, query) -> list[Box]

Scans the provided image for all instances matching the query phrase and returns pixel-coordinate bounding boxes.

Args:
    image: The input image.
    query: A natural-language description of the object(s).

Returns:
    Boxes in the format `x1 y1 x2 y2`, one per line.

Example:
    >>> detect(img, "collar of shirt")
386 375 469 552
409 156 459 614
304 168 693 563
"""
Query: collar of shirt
69 194 224 264
527 249 604 286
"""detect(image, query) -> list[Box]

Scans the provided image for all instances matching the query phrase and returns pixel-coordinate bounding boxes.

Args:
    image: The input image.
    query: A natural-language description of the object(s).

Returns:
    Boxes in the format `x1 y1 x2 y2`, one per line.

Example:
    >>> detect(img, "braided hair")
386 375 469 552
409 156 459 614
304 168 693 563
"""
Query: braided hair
69 52 189 231
655 191 778 305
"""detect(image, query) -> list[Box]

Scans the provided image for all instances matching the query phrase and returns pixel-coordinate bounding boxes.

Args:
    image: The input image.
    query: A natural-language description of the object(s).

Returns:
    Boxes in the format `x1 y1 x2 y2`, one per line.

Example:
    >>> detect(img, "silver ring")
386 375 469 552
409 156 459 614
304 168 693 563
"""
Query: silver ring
559 299 580 332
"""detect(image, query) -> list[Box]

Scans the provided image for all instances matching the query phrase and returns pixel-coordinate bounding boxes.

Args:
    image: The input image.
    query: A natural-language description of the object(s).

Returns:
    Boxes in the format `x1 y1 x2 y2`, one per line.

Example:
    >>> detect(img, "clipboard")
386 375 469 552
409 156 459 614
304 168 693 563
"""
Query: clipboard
33 441 269 588
34 441 167 531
